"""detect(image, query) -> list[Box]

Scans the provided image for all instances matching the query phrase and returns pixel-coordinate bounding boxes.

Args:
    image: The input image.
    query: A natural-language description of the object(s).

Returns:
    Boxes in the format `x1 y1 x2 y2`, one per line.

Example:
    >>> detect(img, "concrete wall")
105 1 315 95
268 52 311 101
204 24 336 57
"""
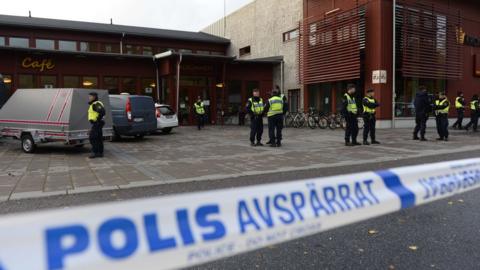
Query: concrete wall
202 0 303 102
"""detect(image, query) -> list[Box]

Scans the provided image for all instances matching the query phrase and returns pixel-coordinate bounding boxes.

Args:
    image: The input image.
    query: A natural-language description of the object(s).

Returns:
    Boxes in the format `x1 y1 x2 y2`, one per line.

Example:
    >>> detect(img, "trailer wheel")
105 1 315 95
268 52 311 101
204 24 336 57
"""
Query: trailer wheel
21 134 36 153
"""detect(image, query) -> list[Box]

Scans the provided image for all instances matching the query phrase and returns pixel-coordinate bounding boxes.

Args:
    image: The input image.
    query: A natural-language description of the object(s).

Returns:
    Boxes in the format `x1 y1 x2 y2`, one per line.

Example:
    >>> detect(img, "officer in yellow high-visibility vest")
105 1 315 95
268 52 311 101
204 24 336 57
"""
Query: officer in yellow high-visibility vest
452 91 465 129
433 92 450 141
465 94 479 132
194 96 206 130
362 89 380 145
246 89 265 146
342 84 360 146
264 89 287 147
88 92 105 158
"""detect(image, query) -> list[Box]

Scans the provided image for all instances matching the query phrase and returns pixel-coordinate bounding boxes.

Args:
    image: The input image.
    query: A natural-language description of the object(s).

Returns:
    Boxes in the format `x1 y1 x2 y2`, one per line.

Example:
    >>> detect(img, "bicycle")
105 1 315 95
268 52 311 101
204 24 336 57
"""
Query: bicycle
307 108 329 129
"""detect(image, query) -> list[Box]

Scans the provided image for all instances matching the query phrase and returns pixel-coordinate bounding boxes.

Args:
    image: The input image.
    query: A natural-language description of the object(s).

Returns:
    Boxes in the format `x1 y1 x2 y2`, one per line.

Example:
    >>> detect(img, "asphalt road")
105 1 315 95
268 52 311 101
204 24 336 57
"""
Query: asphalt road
1 150 480 269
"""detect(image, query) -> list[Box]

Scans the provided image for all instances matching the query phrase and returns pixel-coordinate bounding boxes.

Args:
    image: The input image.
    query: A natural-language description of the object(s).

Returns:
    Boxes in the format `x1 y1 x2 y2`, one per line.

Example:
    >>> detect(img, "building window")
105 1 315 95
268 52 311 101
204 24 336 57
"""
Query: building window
9 37 29 48
104 43 120 53
0 37 5 46
125 44 142 55
82 76 98 89
35 39 55 50
59 40 77 51
283 28 299 42
80 42 98 52
63 76 80 88
196 50 210 55
239 46 251 56
18 74 35 88
141 78 156 97
143 46 153 56
39 75 57 88
179 49 192 54
103 77 119 94
122 77 137 94
3 75 12 91
288 89 300 113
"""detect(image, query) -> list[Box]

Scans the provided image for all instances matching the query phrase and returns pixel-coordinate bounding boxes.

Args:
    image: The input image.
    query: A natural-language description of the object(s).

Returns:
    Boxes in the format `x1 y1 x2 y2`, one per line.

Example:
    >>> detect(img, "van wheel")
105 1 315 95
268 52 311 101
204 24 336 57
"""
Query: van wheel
162 128 172 134
134 134 144 139
110 131 121 142
21 134 36 153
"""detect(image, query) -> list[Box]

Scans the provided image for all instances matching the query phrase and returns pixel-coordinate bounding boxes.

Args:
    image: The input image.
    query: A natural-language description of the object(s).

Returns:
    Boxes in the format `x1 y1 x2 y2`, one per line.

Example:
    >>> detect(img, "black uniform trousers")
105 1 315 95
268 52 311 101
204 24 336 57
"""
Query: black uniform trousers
196 114 205 130
413 113 428 139
89 121 104 156
250 115 264 143
452 109 464 129
268 114 283 144
436 114 449 139
344 113 359 143
465 111 479 131
363 113 376 142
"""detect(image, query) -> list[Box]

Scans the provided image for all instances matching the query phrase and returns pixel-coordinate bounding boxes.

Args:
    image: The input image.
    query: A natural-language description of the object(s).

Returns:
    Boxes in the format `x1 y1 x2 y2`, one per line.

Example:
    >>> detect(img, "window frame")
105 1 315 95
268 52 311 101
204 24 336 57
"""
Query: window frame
239 46 251 57
283 28 300 42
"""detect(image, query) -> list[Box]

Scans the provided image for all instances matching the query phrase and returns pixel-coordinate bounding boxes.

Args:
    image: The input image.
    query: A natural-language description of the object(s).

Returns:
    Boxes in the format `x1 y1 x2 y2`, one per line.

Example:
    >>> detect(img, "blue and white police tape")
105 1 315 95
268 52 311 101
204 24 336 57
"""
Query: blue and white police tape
1 158 480 270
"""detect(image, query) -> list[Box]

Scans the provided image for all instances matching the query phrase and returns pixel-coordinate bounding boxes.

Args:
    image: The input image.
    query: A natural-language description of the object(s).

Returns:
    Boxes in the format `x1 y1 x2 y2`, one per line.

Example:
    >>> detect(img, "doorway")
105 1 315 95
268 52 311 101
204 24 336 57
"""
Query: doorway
178 86 212 125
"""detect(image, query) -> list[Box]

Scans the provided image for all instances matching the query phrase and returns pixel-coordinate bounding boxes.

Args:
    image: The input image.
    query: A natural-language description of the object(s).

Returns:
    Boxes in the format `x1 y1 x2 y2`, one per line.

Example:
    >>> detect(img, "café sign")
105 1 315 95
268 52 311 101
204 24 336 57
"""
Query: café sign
456 27 480 47
21 57 55 72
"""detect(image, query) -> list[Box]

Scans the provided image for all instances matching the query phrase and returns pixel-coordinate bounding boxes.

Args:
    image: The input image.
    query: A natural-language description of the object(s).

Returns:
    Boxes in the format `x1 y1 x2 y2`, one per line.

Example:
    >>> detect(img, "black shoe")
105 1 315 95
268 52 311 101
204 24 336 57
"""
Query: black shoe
444 138 449 141
98 153 104 158
352 142 361 146
256 142 264 147
270 143 277 148
276 142 282 147
436 138 444 141
250 142 256 147
266 141 273 145
420 138 427 141
371 141 381 144
413 136 420 140
88 154 97 159
363 141 370 145
345 142 353 146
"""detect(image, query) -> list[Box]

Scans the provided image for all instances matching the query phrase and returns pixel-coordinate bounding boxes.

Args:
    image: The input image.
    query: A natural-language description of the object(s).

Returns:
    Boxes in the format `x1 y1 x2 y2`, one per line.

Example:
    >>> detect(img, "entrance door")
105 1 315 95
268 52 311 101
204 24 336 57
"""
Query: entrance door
178 86 211 125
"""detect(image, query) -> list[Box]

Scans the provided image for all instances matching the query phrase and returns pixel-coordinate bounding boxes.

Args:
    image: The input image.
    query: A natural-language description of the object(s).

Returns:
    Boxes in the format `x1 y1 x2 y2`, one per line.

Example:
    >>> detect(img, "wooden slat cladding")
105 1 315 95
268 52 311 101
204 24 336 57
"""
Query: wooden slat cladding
299 6 366 84
396 0 463 79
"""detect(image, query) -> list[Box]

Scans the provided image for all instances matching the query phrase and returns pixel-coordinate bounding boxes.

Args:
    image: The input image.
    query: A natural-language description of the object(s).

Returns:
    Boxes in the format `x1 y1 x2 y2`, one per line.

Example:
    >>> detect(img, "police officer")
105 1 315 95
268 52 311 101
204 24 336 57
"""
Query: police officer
194 96 206 130
264 89 287 147
433 92 450 141
362 89 380 145
342 84 360 146
452 91 465 129
88 92 105 159
465 94 479 132
0 74 8 109
246 89 264 146
413 86 431 141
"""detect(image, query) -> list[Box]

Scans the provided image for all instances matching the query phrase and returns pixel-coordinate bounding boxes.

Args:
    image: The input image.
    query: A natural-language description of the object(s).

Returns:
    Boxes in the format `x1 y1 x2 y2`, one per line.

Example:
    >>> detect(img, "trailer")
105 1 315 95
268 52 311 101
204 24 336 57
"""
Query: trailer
0 88 113 153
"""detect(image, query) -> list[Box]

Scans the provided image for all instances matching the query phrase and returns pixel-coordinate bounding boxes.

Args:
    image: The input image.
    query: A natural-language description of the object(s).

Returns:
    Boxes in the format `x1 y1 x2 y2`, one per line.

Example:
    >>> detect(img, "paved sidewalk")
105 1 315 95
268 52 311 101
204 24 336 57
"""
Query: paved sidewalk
0 126 479 201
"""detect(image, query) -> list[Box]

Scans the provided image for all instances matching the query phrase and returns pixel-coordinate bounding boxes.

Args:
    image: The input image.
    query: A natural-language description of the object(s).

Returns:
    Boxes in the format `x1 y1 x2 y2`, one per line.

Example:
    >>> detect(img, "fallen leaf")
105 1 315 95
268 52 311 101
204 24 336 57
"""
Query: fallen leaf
388 265 395 270
458 199 464 203
303 251 308 255
408 245 418 251
358 248 364 253
368 229 378 235
447 201 453 205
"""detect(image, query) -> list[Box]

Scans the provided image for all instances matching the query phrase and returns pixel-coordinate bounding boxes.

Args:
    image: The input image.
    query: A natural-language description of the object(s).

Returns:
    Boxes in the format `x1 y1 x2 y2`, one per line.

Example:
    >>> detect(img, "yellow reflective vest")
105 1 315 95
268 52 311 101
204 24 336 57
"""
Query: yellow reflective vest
345 93 358 114
248 97 264 115
267 96 284 117
471 100 479 111
455 97 464 109
363 97 376 114
194 102 205 115
435 99 449 115
88 101 104 122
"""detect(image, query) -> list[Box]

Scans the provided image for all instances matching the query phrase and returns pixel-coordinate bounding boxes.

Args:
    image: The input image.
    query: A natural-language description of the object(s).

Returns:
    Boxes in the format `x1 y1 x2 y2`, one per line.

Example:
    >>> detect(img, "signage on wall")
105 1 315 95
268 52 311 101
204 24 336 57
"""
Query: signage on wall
475 54 480 77
21 57 55 72
145 87 153 94
372 70 387 84
457 27 480 47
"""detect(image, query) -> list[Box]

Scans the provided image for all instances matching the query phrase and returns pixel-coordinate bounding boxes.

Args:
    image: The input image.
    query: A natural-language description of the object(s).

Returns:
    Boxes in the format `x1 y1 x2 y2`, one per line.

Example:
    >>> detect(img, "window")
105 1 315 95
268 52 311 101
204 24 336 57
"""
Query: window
104 43 120 53
122 77 137 94
35 39 55 50
179 49 192 53
0 37 5 46
283 28 299 42
82 76 98 89
142 46 153 56
18 74 35 88
9 37 29 48
227 80 242 116
288 89 300 113
103 77 119 94
141 78 156 97
80 42 98 52
40 75 57 88
59 40 77 51
3 75 12 91
239 46 251 56
125 44 141 55
63 76 80 88
196 50 210 55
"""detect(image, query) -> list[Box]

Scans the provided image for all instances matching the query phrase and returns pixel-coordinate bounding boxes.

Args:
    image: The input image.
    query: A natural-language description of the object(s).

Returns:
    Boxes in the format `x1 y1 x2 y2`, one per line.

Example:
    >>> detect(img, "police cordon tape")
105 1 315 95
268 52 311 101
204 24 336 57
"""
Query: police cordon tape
1 158 480 270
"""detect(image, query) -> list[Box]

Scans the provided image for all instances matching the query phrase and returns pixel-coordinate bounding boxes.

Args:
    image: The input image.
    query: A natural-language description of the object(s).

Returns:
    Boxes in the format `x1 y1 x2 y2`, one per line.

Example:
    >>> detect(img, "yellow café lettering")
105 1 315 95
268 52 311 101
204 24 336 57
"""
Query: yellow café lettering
21 57 55 72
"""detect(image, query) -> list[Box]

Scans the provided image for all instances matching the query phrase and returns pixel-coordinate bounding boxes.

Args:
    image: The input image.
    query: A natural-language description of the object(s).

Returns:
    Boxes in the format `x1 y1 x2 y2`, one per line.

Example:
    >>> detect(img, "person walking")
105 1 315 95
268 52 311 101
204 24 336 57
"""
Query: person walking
465 95 479 132
433 92 450 141
342 84 360 146
194 96 206 130
362 89 380 145
246 89 264 146
87 92 105 159
413 86 432 141
264 89 287 147
452 91 465 129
